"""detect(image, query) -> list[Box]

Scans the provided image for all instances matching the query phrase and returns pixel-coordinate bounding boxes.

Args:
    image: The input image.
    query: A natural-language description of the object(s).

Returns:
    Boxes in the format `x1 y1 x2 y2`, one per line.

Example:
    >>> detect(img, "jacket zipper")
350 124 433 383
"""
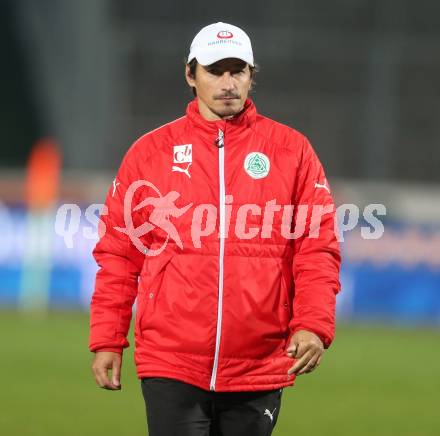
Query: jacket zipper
210 128 225 391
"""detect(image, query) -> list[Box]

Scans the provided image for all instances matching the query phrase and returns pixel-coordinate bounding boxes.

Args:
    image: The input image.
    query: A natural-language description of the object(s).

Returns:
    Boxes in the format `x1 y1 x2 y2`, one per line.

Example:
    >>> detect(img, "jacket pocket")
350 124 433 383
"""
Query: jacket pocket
136 252 176 338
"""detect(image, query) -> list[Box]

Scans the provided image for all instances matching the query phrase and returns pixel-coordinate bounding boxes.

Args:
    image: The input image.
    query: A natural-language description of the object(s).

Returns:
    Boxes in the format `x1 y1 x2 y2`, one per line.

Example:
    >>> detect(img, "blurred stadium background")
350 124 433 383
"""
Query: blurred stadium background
1 1 439 435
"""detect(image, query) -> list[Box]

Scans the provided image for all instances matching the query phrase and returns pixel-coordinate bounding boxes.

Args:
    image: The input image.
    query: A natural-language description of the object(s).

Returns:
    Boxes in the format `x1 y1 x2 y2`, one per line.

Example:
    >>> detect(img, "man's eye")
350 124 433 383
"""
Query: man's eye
207 68 245 76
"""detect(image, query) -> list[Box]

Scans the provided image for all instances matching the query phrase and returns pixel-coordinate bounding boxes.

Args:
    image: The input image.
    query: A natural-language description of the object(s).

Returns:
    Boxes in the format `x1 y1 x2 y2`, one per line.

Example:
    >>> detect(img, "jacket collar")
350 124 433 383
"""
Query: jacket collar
186 97 257 139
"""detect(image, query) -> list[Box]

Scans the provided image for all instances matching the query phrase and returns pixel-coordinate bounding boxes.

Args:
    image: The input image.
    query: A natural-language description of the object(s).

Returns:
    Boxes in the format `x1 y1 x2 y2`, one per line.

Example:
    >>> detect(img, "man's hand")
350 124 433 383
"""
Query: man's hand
286 330 324 376
92 351 122 390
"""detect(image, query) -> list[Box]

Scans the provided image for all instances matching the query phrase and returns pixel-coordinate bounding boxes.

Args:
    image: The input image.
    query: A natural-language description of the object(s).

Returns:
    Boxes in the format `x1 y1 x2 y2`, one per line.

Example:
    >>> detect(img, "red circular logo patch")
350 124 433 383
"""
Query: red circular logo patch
217 31 233 39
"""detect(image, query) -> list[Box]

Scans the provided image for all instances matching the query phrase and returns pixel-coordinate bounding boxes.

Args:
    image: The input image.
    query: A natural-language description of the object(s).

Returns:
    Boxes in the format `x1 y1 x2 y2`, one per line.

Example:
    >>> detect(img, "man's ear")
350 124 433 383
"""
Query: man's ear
248 66 254 91
185 65 195 88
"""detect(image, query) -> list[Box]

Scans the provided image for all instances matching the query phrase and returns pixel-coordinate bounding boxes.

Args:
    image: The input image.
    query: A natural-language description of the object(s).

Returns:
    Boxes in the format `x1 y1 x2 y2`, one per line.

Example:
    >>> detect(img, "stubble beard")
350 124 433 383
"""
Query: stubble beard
213 98 243 119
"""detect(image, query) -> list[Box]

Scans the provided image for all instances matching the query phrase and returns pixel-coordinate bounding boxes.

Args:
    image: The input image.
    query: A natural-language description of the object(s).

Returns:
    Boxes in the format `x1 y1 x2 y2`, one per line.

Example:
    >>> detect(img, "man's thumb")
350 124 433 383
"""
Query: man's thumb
287 343 297 356
112 360 121 388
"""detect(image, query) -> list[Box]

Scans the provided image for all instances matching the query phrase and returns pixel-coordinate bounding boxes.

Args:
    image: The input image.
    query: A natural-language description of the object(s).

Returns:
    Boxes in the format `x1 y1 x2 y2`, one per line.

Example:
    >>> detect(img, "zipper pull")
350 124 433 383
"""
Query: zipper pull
215 129 224 148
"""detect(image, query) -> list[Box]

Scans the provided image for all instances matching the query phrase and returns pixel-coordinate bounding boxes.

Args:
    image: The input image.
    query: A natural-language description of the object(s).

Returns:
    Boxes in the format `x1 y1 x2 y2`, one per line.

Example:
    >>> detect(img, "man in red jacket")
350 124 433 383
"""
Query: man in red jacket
90 21 341 436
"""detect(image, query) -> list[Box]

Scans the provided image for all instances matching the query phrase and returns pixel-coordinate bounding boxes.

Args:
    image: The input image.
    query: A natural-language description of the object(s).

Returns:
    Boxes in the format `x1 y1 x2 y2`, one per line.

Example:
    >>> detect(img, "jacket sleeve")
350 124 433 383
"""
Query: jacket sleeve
289 136 341 348
89 145 145 354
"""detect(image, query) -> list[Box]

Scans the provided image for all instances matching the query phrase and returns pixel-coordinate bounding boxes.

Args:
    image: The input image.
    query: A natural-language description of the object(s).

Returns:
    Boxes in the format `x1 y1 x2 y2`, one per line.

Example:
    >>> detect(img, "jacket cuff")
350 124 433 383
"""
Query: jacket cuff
93 347 124 354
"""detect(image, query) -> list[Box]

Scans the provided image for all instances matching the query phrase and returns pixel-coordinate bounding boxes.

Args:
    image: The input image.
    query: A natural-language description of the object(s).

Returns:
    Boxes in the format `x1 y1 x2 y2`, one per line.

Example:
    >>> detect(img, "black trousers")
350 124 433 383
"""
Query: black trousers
141 377 283 436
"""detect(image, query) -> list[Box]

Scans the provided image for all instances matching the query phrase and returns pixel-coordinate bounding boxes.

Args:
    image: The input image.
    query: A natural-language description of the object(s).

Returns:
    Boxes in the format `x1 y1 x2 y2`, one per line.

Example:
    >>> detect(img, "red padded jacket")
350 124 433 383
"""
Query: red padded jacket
89 98 341 392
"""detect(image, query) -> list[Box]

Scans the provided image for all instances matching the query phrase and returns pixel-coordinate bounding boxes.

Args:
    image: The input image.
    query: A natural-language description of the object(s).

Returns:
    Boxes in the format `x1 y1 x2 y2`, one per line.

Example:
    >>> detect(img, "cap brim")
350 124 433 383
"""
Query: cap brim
189 49 254 67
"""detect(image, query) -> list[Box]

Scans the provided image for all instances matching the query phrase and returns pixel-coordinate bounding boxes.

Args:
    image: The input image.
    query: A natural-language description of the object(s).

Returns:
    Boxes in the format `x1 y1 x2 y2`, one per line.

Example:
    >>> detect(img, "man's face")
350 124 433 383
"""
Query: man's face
185 58 252 121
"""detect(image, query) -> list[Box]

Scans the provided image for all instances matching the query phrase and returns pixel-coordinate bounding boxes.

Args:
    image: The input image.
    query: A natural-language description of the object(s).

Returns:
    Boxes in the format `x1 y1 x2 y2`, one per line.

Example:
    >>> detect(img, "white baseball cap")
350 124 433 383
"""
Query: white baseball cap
187 22 254 67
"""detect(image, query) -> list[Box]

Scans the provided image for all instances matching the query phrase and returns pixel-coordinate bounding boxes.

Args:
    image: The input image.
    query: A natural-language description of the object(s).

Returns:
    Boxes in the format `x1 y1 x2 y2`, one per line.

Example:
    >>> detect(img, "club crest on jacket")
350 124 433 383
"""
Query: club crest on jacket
244 152 270 179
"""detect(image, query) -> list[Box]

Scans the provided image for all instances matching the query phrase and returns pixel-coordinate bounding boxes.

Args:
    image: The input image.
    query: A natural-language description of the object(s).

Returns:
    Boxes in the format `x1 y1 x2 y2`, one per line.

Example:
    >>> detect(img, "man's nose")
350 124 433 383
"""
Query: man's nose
220 72 235 90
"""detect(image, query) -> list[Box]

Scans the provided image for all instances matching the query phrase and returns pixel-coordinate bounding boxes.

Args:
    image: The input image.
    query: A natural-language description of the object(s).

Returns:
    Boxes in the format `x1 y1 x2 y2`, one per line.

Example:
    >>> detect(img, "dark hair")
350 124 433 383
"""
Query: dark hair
184 58 259 97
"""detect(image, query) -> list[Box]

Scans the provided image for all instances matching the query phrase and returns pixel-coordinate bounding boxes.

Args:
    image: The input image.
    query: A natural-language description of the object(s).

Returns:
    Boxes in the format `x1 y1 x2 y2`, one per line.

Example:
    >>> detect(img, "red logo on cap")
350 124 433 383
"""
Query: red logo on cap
217 31 233 39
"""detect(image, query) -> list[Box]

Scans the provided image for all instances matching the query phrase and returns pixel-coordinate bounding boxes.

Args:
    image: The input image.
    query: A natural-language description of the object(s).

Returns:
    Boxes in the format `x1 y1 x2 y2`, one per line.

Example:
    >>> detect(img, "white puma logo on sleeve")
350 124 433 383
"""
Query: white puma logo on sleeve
314 178 330 193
